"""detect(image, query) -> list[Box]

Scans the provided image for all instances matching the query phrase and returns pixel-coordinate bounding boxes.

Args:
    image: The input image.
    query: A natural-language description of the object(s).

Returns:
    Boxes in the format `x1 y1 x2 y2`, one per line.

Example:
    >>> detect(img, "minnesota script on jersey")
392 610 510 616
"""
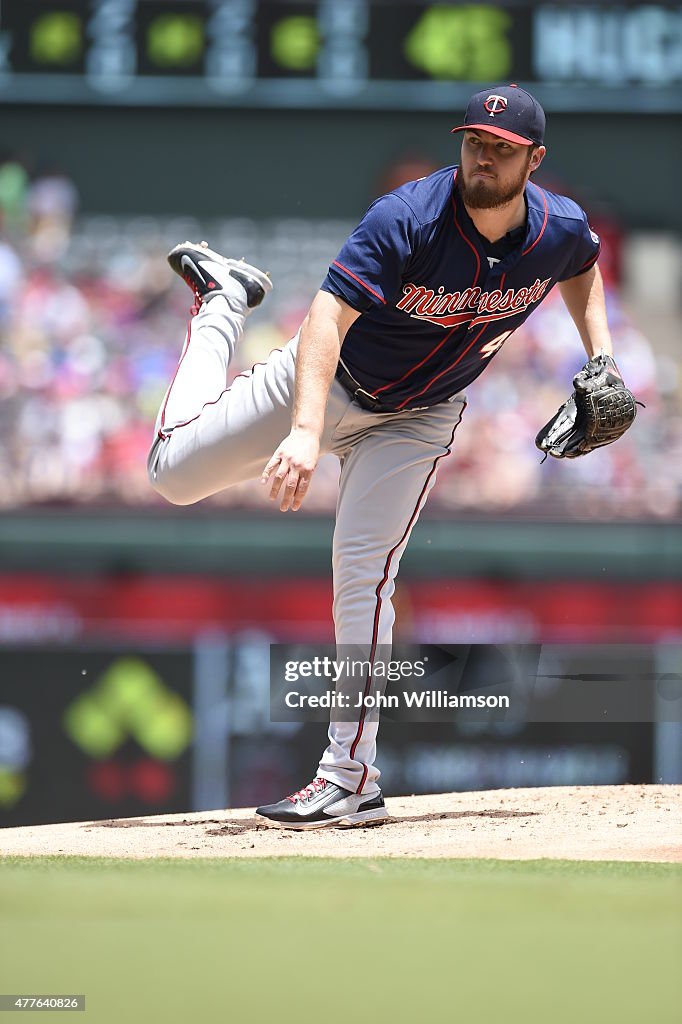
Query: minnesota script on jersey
322 167 600 411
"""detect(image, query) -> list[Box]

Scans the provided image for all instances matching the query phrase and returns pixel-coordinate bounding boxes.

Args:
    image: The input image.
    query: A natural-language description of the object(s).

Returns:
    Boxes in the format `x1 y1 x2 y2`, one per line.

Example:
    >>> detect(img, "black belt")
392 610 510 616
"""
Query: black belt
335 362 397 413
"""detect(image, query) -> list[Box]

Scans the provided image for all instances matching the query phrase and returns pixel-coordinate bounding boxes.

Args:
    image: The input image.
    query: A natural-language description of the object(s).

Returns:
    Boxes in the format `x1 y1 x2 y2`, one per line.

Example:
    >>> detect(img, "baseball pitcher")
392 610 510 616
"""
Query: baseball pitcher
148 86 638 828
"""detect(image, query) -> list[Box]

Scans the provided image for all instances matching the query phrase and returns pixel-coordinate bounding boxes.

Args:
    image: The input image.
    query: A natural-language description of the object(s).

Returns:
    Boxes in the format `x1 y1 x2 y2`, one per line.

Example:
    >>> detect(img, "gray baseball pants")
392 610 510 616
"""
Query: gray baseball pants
148 280 466 795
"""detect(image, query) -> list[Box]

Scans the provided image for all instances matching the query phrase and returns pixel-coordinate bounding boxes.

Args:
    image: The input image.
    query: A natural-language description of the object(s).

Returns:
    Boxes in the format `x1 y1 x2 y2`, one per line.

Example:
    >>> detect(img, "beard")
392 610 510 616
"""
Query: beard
459 157 531 210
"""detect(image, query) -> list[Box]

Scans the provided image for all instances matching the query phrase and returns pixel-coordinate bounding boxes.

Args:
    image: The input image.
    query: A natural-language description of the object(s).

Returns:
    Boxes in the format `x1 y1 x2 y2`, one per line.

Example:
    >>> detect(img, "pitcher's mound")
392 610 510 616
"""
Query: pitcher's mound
2 785 680 862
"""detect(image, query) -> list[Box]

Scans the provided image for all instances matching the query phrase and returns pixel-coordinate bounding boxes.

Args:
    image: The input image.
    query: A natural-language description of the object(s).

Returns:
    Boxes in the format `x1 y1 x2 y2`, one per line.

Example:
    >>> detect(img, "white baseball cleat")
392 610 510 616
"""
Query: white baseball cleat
255 777 389 829
167 240 272 308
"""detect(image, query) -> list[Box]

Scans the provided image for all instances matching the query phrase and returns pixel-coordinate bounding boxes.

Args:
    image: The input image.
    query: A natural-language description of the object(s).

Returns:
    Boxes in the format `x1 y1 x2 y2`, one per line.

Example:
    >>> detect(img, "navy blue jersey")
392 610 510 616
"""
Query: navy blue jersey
321 166 600 411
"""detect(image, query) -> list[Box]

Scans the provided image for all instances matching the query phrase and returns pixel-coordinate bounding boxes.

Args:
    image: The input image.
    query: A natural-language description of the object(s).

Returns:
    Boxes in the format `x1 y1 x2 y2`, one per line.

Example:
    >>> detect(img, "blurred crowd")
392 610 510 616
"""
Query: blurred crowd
0 157 678 520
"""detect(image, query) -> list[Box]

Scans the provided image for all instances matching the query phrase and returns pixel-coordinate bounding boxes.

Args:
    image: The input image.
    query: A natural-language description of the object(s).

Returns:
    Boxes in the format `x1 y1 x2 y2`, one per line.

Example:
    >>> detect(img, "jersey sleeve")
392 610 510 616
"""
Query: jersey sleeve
558 210 602 281
321 193 417 312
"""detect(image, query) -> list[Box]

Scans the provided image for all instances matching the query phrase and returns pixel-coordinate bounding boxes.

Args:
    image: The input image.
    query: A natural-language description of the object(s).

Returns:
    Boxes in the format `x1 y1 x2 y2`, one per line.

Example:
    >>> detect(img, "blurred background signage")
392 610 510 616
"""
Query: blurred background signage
0 650 194 824
1 630 679 827
0 1 680 109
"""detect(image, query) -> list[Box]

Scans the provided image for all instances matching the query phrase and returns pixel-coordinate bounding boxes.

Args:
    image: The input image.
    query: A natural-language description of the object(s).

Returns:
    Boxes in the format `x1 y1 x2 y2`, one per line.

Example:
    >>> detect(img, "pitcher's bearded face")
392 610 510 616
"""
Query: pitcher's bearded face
459 130 536 209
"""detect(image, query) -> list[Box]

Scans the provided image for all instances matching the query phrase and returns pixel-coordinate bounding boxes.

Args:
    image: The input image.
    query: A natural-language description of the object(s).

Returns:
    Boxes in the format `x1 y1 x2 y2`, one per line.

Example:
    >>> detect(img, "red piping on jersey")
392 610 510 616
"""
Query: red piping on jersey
522 185 548 255
348 403 466 790
388 190 536 410
577 248 600 273
451 179 482 284
395 325 487 410
371 321 464 397
453 172 548 261
333 260 386 304
368 183 482 399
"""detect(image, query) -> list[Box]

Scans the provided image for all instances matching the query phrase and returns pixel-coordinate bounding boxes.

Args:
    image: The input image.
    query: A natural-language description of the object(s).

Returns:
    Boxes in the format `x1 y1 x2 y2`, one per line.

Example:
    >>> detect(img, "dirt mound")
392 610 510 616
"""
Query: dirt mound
1 785 680 862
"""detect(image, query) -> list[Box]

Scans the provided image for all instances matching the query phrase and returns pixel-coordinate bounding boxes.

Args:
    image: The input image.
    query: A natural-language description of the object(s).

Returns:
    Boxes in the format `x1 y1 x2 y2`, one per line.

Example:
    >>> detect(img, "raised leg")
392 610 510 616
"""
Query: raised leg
148 247 296 505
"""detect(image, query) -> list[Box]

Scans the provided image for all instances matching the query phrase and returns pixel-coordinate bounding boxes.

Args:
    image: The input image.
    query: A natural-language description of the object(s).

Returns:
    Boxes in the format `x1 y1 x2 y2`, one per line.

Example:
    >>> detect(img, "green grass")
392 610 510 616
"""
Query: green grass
1 857 680 1024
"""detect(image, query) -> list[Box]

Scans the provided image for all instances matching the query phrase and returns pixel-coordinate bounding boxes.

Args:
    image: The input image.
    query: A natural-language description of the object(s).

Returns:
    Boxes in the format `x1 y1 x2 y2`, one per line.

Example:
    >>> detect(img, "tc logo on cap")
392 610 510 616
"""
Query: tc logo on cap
452 85 546 146
484 95 508 116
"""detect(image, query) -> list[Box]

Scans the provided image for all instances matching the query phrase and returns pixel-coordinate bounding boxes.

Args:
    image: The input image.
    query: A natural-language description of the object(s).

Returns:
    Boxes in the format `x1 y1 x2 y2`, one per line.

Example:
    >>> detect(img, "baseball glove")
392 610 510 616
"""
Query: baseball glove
536 353 639 459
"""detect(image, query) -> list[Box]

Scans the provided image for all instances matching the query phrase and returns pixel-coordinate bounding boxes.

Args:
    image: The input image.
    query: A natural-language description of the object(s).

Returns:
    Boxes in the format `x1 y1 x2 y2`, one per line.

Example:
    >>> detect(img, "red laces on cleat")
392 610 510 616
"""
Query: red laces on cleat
287 778 328 803
189 286 202 316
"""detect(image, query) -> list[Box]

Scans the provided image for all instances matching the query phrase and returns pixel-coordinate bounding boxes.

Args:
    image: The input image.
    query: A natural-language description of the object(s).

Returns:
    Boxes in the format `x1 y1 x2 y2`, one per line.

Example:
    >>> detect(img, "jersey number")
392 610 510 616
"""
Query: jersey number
480 330 513 359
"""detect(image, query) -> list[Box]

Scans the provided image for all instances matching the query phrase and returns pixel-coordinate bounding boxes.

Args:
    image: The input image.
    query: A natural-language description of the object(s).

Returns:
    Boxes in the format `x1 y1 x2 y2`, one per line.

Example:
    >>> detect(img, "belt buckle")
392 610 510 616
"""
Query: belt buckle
354 386 382 411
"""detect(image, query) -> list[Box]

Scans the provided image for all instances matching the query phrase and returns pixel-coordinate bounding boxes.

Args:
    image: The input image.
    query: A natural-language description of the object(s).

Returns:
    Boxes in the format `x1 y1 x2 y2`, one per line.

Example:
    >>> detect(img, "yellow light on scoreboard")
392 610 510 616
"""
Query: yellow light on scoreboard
147 14 204 69
62 658 193 760
270 16 320 73
404 5 512 80
30 12 82 67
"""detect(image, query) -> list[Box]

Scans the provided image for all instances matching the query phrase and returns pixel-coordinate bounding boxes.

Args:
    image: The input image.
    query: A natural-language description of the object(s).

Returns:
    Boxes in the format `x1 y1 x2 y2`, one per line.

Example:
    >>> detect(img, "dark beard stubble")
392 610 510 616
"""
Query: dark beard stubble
459 152 533 210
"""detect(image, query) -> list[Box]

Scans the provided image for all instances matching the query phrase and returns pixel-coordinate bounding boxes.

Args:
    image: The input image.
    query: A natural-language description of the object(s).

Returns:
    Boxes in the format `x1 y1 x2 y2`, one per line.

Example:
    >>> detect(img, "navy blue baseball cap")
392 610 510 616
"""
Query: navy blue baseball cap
452 84 545 146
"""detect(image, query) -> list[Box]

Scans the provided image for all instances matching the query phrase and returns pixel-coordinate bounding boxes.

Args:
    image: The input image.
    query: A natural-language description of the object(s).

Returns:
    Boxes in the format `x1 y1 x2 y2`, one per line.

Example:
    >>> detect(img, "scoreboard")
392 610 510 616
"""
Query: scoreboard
0 1 680 111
